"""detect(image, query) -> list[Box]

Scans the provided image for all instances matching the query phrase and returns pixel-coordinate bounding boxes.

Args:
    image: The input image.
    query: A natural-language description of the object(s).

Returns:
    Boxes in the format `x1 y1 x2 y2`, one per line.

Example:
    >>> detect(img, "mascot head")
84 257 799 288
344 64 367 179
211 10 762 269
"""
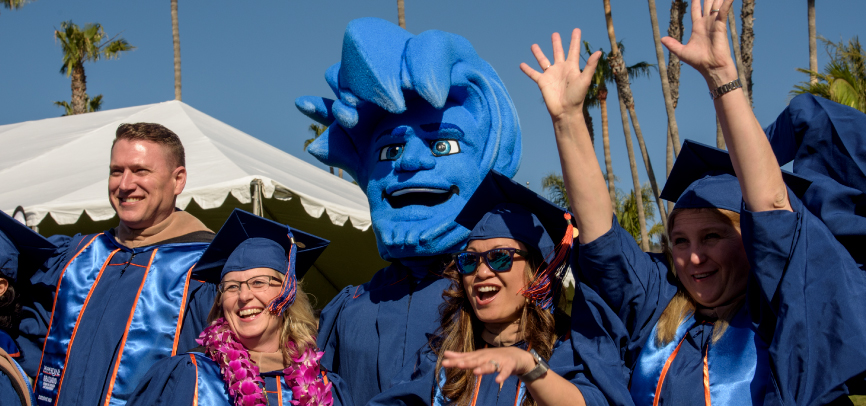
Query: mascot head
296 18 521 260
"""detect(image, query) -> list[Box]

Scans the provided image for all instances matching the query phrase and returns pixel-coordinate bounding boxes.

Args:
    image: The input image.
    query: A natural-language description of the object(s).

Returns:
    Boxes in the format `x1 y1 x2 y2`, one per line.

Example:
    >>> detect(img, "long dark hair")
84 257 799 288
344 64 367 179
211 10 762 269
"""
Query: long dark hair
432 253 569 406
0 279 21 331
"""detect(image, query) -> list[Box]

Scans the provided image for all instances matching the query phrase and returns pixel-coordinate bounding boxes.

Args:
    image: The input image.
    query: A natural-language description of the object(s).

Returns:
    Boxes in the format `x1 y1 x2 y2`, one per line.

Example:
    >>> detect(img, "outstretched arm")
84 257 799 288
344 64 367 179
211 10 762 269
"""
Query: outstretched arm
520 29 610 244
662 0 791 212
443 348 590 406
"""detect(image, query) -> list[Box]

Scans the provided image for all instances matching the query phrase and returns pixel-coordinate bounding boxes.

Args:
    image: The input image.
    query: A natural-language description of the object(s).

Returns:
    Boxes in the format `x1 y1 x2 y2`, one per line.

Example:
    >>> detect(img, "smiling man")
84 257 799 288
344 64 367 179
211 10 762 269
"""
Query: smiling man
12 123 218 406
295 18 521 406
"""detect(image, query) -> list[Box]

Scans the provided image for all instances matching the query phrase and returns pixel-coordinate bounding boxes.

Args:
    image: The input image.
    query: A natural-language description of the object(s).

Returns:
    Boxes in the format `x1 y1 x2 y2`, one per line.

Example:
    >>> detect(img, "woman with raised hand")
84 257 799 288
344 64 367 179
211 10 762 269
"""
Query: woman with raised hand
521 0 866 404
367 170 626 406
127 209 336 406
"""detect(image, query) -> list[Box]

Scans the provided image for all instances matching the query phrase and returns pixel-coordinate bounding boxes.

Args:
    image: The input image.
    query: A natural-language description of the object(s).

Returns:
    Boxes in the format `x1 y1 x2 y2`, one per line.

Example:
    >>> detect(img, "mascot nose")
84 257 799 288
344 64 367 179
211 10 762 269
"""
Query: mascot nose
396 137 436 172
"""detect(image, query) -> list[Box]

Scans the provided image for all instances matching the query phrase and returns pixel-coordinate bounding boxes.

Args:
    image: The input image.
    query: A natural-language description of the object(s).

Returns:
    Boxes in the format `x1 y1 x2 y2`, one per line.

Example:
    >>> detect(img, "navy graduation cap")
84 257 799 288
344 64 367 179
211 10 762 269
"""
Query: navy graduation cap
193 209 329 315
0 211 56 284
660 140 811 212
454 170 574 311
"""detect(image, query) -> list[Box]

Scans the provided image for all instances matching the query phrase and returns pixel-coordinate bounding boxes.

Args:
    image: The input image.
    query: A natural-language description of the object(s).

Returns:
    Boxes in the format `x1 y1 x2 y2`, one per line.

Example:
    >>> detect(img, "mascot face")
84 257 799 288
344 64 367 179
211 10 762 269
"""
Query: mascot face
296 18 520 260
366 95 489 257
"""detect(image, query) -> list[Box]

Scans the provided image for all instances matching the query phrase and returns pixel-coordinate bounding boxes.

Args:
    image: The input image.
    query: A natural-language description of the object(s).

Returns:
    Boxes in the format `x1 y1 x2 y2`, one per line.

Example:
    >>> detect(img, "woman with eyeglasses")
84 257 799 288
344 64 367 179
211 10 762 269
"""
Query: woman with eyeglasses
367 172 625 406
128 210 336 406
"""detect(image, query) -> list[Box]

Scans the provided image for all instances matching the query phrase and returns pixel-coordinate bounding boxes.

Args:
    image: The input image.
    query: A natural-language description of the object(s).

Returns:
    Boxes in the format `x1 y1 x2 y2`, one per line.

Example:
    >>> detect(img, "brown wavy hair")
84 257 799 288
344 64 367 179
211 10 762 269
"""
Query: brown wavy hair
207 275 319 366
655 207 745 346
0 278 21 331
432 252 569 406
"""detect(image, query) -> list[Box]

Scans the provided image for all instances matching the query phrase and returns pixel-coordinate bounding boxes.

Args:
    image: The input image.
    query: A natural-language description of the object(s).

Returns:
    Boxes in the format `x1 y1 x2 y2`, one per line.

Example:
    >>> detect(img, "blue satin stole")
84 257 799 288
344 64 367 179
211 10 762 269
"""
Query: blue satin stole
433 368 526 406
35 233 207 406
630 307 770 405
190 353 294 405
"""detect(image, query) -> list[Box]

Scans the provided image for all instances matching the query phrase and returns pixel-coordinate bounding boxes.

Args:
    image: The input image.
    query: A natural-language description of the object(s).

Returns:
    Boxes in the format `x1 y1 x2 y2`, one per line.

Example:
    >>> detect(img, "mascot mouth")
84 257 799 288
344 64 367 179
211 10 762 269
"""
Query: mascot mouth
383 185 460 209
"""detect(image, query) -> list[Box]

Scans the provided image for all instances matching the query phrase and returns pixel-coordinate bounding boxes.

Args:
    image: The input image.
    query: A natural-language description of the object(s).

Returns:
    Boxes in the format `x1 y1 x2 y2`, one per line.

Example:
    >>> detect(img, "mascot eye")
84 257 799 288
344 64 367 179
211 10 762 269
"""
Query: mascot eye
379 144 404 161
430 140 460 156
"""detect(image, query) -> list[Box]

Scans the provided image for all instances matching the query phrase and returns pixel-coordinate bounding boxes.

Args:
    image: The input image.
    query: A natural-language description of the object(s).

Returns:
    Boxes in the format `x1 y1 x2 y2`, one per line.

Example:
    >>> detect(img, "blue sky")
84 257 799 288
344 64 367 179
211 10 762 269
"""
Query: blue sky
1 0 863 217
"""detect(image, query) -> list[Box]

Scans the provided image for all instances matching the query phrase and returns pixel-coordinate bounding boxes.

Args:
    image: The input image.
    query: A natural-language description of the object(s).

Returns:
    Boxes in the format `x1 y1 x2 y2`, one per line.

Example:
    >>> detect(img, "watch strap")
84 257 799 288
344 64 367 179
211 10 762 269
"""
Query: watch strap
709 78 742 100
518 349 549 382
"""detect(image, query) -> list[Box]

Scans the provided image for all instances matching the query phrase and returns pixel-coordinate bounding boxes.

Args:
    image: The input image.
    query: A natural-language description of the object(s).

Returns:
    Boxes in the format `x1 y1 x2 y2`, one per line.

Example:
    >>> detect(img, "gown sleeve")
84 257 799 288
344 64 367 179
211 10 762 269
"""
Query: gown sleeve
177 279 219 353
15 234 74 377
317 285 354 406
366 345 438 406
126 355 198 406
741 189 866 405
576 216 677 370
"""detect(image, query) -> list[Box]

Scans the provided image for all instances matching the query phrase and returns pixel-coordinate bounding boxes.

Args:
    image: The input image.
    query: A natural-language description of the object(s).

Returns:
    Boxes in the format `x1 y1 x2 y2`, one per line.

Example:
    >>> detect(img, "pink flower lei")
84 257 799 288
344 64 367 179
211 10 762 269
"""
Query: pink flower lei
197 318 333 406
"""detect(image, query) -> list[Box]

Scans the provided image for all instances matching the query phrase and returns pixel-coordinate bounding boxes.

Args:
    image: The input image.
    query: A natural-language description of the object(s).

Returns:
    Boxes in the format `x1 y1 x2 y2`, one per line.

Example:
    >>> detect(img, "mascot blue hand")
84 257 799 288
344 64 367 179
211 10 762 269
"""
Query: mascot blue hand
296 17 521 260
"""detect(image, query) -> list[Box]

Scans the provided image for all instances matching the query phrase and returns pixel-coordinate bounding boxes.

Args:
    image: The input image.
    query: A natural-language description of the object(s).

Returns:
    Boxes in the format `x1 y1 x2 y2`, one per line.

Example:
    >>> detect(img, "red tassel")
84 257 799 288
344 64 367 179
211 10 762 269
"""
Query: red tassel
522 213 574 310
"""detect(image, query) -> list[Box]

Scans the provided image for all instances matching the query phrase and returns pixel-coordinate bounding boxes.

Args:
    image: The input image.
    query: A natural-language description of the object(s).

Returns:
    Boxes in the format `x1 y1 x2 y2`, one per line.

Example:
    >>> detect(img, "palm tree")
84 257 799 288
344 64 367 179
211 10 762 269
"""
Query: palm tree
740 0 756 107
54 21 134 115
1 0 31 13
583 41 654 209
54 94 102 116
305 124 344 177
808 0 818 85
542 173 662 248
171 0 182 101
794 36 866 113
666 0 687 213
603 0 669 250
397 0 406 29
646 0 682 157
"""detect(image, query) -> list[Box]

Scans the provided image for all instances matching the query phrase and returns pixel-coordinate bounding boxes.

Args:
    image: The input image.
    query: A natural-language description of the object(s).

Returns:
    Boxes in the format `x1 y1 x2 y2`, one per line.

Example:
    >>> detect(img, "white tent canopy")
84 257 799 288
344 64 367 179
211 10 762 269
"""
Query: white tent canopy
0 101 386 303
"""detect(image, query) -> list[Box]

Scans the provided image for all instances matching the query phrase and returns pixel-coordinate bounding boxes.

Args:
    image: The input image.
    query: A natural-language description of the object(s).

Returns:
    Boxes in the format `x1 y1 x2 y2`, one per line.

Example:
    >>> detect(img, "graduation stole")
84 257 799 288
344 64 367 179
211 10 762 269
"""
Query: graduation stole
629 308 771 406
197 318 332 406
35 233 206 406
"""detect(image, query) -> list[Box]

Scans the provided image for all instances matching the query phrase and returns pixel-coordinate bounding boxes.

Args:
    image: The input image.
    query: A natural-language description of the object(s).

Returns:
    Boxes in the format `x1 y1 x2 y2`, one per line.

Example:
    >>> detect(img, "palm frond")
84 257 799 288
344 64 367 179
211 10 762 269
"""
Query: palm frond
53 100 73 116
541 173 570 210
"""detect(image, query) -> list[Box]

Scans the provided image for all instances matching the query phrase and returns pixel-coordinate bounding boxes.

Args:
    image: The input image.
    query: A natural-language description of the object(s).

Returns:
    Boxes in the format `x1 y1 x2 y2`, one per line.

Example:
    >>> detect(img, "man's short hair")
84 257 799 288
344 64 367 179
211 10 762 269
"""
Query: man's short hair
113 123 186 168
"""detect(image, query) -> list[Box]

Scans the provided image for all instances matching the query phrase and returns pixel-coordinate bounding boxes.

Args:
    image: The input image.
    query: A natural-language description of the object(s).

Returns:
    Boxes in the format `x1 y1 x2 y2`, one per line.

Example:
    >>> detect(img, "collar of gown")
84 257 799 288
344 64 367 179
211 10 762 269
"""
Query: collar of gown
114 211 212 248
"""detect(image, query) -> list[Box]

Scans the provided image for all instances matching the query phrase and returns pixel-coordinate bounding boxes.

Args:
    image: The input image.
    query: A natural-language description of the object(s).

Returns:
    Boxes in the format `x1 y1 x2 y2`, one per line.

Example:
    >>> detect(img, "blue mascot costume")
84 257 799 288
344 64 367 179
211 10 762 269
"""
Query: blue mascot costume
295 17 521 406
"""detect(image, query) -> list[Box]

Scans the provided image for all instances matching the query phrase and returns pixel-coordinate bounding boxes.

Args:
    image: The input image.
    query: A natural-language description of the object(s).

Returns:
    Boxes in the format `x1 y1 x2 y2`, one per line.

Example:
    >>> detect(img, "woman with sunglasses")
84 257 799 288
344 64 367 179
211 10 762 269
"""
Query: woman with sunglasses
520 1 866 404
367 172 622 406
128 210 335 406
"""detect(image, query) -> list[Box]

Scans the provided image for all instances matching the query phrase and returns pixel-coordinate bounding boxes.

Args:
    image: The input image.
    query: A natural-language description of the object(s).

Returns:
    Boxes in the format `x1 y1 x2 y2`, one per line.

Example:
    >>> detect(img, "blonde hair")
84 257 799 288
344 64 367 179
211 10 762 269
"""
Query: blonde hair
207 276 319 366
655 207 744 346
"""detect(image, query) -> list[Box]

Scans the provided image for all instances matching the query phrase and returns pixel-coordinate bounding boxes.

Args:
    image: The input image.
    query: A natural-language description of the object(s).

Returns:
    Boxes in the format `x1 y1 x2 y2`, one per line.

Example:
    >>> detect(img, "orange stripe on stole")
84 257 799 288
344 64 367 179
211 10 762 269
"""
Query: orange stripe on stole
102 249 157 406
652 335 687 406
703 343 711 406
190 354 199 406
53 247 119 405
172 263 197 356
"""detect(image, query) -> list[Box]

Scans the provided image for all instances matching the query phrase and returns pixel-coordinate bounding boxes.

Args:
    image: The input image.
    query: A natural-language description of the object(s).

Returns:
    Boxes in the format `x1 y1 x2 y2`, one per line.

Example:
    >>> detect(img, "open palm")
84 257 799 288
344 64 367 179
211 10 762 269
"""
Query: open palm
661 0 735 79
521 29 601 121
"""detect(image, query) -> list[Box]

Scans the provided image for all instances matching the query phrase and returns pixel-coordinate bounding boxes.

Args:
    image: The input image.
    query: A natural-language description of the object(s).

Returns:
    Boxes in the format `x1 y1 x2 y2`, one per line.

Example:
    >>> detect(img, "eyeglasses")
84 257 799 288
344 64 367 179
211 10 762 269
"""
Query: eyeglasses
219 275 282 294
452 248 529 275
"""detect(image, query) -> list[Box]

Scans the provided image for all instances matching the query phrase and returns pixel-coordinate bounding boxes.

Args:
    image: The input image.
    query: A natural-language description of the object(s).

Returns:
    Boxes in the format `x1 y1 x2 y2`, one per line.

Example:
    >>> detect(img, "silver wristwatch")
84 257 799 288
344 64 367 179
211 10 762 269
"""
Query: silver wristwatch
518 349 549 382
709 78 742 100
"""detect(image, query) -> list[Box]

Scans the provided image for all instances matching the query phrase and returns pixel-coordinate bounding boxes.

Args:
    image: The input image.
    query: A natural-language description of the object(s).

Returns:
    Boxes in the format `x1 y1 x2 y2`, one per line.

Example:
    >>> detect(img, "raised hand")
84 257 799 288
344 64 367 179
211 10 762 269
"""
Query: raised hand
661 0 737 86
442 348 536 384
520 29 601 122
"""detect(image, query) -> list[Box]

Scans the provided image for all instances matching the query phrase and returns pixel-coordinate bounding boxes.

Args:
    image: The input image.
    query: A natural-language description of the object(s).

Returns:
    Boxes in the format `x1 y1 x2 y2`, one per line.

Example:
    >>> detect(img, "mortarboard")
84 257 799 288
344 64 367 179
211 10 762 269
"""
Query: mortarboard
192 209 329 315
660 140 811 213
0 211 57 284
454 171 574 311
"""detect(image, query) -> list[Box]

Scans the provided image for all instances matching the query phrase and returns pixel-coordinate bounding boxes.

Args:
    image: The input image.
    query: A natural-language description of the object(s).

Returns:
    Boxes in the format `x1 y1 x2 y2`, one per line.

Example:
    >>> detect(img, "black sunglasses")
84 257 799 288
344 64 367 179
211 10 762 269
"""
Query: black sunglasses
452 248 529 275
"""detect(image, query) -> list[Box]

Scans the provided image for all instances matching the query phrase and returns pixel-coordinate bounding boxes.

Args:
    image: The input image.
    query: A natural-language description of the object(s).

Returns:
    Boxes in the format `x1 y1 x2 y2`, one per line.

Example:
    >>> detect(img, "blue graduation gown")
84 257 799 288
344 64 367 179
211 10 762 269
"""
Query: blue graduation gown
577 192 866 405
22 231 216 406
317 261 451 406
367 335 608 406
127 353 300 406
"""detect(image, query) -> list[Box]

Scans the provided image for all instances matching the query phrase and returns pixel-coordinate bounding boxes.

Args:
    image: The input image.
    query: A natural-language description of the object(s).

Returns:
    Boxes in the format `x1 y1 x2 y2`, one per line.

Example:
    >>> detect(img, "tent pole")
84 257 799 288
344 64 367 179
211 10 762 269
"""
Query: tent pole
250 178 264 217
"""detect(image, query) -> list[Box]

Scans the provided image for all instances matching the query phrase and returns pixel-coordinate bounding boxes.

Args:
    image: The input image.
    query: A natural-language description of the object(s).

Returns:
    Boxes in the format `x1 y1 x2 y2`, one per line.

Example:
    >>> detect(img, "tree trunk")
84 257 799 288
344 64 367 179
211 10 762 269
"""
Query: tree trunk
600 93 616 206
666 0 687 215
397 0 406 29
647 0 681 157
71 64 87 115
171 0 182 101
604 0 667 242
617 96 649 250
808 0 817 84
604 0 648 250
740 0 755 106
727 6 751 106
583 103 595 146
